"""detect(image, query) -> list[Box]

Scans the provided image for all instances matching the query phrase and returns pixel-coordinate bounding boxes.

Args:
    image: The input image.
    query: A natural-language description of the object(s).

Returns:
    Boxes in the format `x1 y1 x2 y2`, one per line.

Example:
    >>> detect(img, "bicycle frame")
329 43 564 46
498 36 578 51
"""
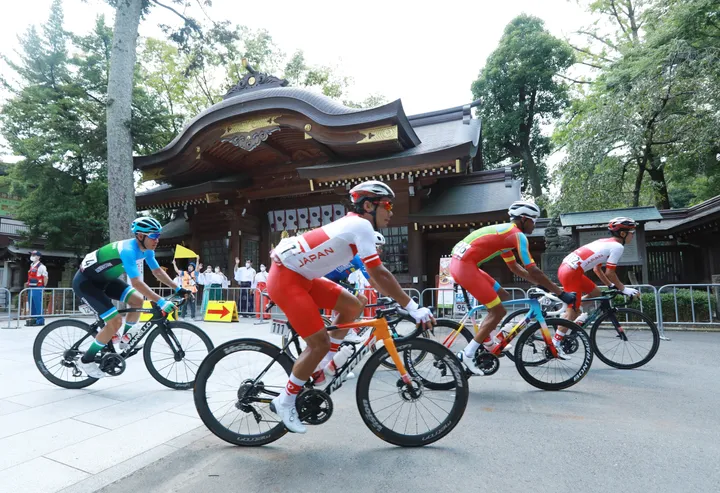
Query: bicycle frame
442 298 563 359
252 311 414 403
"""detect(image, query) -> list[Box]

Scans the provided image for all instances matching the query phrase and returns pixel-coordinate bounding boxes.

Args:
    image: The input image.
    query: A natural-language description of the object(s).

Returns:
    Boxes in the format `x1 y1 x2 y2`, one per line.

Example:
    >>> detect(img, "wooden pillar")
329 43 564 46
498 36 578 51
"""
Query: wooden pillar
229 211 241 284
408 194 425 291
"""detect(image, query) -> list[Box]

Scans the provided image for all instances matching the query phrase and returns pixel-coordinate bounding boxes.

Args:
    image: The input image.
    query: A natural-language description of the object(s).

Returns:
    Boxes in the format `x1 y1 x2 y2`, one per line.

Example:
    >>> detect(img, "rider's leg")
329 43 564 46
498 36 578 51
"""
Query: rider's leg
557 267 599 340
81 314 122 363
313 290 365 375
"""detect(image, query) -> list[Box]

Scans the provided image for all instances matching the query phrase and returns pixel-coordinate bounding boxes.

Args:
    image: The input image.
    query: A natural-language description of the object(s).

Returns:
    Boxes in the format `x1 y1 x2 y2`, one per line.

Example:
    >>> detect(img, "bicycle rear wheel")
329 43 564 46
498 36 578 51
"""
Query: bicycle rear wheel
143 321 214 390
514 318 593 391
194 339 294 446
356 338 468 447
590 307 660 369
33 319 99 389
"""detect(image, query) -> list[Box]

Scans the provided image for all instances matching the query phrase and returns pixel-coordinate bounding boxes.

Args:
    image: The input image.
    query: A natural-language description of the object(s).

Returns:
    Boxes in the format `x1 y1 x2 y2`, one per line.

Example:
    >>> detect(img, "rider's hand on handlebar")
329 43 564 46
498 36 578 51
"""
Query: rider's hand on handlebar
621 287 640 298
157 298 175 313
404 300 435 330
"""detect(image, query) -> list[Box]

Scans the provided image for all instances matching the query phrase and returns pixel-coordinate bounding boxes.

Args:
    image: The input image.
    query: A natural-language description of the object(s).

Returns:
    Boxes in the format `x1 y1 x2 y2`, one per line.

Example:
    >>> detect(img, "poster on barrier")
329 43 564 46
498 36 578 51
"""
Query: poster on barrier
436 257 454 308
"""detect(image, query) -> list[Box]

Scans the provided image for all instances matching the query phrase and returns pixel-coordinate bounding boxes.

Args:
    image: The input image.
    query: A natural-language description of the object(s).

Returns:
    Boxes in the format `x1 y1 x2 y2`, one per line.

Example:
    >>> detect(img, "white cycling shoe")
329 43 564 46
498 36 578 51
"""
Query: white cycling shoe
270 396 307 434
343 330 367 345
77 360 105 379
456 351 487 376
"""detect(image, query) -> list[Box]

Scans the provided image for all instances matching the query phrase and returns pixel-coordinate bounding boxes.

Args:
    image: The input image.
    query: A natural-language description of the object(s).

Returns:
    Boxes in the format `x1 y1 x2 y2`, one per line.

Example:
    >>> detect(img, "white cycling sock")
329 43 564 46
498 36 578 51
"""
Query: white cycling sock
463 340 482 359
278 373 306 406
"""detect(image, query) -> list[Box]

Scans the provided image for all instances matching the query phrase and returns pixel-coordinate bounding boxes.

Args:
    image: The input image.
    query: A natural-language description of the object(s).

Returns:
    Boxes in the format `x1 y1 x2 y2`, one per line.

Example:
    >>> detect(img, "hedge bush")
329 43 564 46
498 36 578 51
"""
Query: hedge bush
626 288 719 323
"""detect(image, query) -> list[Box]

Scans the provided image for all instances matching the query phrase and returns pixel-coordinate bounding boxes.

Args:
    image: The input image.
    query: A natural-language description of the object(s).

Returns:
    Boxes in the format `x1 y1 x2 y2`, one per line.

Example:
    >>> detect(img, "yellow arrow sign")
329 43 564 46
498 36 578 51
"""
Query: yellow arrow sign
204 301 239 322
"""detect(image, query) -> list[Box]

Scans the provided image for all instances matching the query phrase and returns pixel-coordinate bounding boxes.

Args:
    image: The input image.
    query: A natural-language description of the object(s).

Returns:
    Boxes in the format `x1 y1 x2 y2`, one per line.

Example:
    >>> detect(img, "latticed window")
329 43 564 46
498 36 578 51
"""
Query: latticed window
201 238 228 273
379 226 408 274
243 239 260 268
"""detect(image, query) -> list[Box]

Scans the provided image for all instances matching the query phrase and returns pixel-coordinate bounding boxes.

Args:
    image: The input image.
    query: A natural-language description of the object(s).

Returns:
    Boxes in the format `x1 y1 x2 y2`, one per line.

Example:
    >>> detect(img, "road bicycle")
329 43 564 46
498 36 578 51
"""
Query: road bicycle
406 288 593 391
33 294 214 390
193 305 469 447
500 288 660 369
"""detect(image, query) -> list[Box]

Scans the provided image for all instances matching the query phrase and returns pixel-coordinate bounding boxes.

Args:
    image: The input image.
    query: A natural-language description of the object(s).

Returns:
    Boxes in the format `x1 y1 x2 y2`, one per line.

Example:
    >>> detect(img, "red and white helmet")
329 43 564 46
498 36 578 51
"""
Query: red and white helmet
349 180 395 204
608 217 637 233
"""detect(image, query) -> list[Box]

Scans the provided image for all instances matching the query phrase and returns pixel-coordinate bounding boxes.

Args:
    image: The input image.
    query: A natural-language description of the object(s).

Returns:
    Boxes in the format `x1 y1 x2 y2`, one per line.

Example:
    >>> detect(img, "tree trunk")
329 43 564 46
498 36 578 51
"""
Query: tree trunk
521 146 543 201
632 157 644 207
106 0 142 242
646 156 671 209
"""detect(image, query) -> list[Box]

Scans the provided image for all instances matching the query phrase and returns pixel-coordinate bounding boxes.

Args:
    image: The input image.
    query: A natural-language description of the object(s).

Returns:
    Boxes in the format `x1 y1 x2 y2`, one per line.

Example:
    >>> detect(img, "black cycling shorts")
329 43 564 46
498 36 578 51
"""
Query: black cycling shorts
72 270 137 323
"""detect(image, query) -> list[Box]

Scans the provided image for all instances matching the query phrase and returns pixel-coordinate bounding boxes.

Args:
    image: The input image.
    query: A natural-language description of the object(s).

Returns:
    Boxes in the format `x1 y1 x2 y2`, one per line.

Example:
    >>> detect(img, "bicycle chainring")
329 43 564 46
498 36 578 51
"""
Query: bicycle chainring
474 351 500 376
296 388 333 425
99 353 126 376
562 334 579 354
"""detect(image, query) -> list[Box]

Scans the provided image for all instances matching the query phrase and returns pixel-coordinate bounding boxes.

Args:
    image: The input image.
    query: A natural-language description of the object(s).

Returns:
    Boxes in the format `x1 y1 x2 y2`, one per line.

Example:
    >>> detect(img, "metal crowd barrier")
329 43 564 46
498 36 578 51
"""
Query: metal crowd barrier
420 287 527 320
15 287 88 329
657 284 720 337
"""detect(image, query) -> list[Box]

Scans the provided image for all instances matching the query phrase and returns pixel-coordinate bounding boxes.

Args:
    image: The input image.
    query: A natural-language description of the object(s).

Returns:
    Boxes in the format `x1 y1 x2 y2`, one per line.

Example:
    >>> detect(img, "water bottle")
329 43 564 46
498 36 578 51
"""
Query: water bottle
326 344 355 375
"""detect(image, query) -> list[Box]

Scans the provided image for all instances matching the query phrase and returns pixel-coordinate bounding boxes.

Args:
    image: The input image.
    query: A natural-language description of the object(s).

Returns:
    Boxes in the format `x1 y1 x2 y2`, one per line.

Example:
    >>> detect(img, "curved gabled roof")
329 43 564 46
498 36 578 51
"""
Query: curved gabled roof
134 86 420 169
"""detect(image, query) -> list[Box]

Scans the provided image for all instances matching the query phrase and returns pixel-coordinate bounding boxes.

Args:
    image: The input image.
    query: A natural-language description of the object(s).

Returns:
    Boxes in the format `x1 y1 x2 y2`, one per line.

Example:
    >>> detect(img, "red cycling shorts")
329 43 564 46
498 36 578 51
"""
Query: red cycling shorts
449 257 502 309
266 264 343 338
558 264 596 309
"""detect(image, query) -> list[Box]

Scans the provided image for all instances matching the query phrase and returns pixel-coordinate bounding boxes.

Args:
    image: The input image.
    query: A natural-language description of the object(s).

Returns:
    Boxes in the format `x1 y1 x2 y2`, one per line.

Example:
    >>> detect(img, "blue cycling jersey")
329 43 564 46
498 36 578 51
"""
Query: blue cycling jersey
324 255 369 283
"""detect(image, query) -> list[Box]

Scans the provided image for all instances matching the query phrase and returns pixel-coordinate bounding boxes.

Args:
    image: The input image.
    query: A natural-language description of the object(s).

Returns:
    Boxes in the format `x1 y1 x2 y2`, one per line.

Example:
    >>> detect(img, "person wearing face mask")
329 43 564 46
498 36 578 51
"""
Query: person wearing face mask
234 257 256 317
172 256 199 319
253 264 269 319
25 250 48 326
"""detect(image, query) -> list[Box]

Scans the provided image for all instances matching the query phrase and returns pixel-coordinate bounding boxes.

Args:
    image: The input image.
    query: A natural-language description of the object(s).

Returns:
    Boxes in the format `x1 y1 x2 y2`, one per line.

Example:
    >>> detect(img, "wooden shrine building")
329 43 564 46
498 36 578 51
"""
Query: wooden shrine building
134 64 521 290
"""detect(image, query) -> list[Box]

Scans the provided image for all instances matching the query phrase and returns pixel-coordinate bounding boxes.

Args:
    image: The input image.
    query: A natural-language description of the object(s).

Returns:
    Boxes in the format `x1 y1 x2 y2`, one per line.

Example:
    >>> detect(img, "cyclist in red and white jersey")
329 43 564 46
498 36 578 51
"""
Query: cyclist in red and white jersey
555 217 640 347
267 180 434 434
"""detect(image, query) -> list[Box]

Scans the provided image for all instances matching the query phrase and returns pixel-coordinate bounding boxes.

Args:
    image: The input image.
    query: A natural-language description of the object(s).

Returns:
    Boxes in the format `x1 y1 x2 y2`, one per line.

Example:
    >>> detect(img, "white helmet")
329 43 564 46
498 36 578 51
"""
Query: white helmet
349 180 395 204
508 200 541 220
374 232 386 246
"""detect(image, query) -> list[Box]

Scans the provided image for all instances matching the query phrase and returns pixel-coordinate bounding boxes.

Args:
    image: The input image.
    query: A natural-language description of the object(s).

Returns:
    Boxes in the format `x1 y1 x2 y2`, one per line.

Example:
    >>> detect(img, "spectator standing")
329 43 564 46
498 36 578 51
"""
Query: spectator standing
173 258 198 319
26 250 48 326
234 258 256 316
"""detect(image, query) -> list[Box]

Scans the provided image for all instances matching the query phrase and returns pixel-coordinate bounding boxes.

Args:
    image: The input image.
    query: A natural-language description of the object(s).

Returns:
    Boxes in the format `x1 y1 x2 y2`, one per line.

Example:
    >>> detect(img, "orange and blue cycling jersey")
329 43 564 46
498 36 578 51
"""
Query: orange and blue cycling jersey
451 223 535 268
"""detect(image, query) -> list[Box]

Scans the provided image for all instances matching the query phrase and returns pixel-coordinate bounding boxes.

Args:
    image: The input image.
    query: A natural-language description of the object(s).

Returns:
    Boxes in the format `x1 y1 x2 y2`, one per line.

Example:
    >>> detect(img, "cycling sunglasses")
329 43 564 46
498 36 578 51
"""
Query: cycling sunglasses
374 200 393 211
146 232 161 240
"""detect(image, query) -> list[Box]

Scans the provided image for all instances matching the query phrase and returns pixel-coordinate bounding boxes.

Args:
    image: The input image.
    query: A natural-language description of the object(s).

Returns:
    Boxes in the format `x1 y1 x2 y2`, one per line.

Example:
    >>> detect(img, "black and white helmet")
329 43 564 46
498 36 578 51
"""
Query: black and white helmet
374 232 386 246
349 180 395 204
508 200 541 220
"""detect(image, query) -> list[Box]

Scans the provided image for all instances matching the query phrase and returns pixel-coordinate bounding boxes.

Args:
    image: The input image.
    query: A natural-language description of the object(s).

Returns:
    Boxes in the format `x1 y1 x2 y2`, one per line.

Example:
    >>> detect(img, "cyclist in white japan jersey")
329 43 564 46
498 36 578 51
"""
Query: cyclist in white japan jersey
266 180 434 434
555 217 640 347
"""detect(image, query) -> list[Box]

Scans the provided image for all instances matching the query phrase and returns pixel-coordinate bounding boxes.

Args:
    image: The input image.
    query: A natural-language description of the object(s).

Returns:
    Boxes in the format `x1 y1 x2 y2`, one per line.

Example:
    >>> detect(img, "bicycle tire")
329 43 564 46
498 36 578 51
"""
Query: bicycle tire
356 338 468 447
143 321 214 390
33 319 98 389
590 307 660 369
514 318 593 391
194 338 294 447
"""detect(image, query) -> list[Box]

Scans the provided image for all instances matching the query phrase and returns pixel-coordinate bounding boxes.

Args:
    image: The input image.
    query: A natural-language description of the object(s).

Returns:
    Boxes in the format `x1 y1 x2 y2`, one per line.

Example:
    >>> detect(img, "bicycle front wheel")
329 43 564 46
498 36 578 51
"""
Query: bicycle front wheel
356 338 468 447
33 319 98 389
143 321 214 390
514 318 593 391
194 338 294 446
591 307 660 369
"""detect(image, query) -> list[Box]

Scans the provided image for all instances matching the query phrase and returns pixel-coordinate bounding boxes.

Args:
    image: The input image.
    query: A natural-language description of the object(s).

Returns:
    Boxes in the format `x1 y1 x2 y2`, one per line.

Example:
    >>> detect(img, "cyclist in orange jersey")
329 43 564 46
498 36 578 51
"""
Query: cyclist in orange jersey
450 201 576 374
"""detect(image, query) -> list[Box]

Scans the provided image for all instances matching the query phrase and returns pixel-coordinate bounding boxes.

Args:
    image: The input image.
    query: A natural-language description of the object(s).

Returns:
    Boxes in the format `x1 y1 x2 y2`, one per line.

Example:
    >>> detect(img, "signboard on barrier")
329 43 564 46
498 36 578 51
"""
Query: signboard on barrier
204 301 239 322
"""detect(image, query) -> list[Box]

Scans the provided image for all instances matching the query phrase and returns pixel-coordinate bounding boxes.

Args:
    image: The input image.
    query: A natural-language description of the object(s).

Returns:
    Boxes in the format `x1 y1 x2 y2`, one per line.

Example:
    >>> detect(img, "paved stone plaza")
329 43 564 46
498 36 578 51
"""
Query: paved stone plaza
1 320 719 493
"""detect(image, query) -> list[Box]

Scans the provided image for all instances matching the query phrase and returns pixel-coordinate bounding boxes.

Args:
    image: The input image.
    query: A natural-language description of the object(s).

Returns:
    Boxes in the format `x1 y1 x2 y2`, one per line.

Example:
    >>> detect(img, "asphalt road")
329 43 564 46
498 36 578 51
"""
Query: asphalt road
98 331 720 493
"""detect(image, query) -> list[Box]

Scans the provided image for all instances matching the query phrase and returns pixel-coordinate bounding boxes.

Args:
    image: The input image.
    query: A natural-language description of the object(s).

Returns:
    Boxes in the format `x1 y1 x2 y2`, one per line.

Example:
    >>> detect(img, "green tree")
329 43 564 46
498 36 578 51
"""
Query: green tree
1 3 176 251
554 0 720 212
471 15 574 203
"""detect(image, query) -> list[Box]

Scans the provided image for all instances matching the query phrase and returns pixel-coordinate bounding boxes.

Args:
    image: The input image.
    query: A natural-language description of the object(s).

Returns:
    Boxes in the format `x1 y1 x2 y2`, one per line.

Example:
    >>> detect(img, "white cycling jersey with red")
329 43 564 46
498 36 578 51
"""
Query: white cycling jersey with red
562 238 624 272
272 213 382 280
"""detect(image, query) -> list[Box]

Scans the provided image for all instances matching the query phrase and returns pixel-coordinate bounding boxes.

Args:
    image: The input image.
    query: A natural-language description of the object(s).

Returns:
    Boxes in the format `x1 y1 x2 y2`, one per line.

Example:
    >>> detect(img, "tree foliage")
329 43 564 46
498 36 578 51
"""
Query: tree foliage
471 15 574 204
554 0 720 212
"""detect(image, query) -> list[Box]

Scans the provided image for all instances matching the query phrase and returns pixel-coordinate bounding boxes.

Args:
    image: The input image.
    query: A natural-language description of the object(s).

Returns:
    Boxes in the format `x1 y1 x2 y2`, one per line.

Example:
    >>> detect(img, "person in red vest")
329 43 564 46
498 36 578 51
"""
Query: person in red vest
253 264 270 319
25 250 48 325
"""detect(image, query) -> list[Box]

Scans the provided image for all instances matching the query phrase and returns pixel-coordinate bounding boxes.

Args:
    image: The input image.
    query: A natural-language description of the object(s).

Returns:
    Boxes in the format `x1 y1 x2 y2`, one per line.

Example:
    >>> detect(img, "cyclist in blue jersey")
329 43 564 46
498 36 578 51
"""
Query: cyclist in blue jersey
73 217 190 378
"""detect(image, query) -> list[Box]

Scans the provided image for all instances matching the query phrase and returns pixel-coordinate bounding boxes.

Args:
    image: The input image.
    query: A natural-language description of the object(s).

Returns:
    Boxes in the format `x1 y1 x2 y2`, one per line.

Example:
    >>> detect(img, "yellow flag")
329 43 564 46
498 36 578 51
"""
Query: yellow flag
174 244 198 259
